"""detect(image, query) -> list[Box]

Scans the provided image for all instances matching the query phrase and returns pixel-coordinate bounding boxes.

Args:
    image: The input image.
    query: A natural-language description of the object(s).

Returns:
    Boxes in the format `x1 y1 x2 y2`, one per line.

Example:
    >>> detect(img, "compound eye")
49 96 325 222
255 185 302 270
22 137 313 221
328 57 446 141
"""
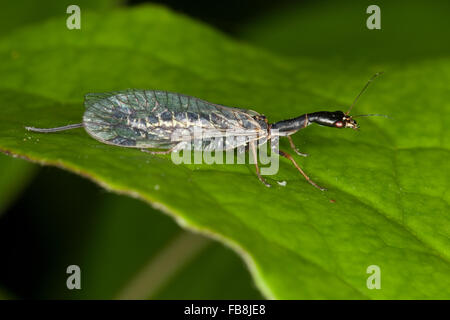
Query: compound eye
335 121 344 128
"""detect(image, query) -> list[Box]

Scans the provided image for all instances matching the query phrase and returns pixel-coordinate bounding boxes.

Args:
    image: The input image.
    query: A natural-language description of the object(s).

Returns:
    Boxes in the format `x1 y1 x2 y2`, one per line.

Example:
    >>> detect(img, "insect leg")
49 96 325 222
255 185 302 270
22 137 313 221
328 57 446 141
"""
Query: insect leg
140 141 187 155
278 150 326 191
140 148 174 155
287 136 308 157
249 141 271 188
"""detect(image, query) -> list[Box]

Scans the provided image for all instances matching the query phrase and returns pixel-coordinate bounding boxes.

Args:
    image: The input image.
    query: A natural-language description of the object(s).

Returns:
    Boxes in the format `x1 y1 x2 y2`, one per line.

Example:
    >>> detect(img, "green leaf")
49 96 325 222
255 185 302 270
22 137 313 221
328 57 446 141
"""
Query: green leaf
0 5 449 299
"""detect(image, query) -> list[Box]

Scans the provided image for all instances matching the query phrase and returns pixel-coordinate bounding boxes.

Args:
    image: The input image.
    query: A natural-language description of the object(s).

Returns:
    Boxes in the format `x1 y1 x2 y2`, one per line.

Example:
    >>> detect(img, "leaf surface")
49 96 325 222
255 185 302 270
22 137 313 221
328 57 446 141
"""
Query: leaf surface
0 5 449 299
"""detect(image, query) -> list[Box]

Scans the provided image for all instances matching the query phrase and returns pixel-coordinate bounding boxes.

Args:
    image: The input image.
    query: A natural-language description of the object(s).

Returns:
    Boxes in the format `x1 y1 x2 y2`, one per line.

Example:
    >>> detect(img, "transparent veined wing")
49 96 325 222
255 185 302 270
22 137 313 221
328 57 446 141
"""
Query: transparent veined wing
83 89 268 149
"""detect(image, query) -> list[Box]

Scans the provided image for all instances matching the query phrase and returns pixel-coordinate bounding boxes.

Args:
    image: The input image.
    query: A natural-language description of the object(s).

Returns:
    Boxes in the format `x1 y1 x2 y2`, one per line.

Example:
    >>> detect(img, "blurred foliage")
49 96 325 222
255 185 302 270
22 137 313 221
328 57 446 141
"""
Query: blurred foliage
0 0 120 36
0 154 36 215
153 241 263 299
0 1 449 299
240 0 450 62
0 168 261 299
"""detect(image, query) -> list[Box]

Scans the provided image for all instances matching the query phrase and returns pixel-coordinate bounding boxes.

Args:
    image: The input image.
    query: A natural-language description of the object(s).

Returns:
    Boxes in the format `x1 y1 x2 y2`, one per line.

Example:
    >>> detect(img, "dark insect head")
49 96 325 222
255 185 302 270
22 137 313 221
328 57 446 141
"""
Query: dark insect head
333 111 359 130
304 110 357 130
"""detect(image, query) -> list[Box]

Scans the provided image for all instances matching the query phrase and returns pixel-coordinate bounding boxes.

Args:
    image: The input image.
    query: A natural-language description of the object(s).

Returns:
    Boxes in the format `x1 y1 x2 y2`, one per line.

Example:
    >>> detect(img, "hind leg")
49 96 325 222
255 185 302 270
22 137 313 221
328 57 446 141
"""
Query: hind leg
278 149 326 191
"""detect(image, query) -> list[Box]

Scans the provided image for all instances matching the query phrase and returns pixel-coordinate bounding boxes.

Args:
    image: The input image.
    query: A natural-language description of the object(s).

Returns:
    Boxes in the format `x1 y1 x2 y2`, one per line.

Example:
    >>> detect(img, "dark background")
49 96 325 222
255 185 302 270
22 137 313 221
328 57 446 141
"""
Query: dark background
133 0 297 34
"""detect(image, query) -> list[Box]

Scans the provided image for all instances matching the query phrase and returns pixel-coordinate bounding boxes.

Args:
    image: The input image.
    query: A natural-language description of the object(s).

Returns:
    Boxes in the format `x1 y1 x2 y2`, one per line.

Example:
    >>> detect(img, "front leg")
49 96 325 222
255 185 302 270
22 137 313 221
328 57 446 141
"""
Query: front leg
287 136 308 157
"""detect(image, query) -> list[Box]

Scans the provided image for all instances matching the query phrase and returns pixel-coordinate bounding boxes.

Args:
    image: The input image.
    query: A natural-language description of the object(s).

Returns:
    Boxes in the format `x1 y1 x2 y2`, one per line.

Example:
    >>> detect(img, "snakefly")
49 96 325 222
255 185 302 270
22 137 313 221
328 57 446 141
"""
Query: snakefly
26 73 385 190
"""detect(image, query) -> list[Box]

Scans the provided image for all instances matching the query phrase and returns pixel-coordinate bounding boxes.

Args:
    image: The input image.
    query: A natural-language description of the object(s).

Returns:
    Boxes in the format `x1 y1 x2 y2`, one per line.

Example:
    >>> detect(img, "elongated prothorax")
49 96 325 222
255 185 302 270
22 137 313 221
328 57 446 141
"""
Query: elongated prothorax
271 111 357 135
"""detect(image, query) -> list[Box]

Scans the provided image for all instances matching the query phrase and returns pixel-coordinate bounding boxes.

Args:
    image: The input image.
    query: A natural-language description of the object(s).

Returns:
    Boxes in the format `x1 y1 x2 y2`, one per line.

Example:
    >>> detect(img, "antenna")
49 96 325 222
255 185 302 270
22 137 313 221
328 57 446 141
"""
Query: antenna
352 113 390 119
346 72 384 115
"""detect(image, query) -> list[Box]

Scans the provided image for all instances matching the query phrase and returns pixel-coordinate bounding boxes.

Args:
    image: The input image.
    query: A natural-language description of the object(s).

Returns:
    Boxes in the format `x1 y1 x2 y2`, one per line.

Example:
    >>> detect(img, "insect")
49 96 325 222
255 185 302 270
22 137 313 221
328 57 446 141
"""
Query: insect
26 73 385 190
